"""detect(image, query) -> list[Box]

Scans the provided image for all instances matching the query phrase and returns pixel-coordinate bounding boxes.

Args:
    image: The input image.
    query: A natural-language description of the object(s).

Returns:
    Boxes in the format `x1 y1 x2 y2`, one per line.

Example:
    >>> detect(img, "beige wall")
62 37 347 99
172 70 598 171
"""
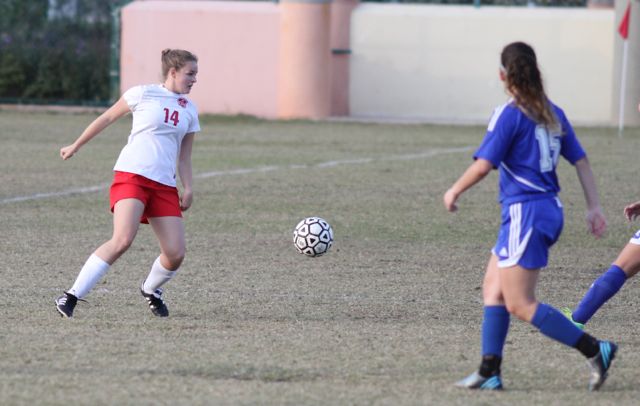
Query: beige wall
350 5 615 125
121 1 280 117
121 2 619 125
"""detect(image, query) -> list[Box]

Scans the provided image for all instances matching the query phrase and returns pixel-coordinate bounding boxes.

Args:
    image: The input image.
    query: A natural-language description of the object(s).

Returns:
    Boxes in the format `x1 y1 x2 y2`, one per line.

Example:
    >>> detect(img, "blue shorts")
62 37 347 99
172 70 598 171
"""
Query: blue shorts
492 197 563 269
629 229 640 245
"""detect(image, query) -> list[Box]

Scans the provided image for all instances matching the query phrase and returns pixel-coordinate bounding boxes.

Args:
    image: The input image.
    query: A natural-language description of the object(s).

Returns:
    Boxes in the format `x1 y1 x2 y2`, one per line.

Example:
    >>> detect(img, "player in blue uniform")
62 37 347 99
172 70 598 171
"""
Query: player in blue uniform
560 102 640 328
443 42 617 391
563 193 640 328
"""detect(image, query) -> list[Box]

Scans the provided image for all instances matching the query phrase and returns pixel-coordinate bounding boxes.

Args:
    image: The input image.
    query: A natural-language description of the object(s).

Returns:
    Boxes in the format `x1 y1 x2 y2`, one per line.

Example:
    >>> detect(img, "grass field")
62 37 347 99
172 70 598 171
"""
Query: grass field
2 111 640 405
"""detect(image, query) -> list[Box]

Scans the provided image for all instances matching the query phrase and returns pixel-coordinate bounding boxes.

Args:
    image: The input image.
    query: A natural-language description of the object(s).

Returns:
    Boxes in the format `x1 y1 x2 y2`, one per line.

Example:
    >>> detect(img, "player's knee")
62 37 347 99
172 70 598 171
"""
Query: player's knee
168 255 184 270
110 234 135 255
504 302 530 321
164 247 185 269
482 289 502 304
616 261 640 278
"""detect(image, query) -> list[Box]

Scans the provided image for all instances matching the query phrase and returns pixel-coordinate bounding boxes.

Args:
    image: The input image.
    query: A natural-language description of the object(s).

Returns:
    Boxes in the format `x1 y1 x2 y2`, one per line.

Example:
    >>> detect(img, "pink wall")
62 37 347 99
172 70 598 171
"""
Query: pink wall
121 1 281 117
121 0 357 119
330 0 358 116
278 1 332 119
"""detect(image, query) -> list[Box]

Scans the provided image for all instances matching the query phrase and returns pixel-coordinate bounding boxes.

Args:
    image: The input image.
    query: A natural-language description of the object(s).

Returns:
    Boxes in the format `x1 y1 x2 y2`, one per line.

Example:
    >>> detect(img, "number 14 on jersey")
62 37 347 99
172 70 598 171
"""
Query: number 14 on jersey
163 108 180 126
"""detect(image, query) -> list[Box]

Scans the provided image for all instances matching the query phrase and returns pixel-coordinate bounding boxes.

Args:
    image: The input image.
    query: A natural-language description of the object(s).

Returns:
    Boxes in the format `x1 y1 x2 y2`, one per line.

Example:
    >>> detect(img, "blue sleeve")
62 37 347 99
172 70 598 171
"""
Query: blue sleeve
474 105 517 168
558 112 586 164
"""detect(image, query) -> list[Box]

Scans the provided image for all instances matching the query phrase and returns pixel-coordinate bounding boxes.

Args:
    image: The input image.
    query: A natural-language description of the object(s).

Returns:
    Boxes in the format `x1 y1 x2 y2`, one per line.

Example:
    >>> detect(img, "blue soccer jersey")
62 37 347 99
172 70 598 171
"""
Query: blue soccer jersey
474 101 586 205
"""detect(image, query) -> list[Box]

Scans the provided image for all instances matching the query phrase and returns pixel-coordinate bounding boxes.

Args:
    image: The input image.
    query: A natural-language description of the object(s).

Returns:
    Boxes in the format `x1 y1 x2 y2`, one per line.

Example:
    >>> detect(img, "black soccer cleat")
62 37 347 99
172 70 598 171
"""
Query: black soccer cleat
55 292 79 318
587 341 618 391
140 284 169 317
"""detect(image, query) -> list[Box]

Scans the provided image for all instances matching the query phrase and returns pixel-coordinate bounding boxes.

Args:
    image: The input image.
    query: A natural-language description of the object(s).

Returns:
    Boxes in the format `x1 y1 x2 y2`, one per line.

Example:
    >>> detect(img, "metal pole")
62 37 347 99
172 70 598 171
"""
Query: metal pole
618 39 629 137
109 1 133 104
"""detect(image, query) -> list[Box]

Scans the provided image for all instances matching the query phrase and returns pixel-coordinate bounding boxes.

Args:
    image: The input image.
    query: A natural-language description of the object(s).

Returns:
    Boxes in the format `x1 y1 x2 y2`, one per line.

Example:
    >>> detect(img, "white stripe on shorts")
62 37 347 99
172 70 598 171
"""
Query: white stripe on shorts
498 202 533 268
509 203 521 257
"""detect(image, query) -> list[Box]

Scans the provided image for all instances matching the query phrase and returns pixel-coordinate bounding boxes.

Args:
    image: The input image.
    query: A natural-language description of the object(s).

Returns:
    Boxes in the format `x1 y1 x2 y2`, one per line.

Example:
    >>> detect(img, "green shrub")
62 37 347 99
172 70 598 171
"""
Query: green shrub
0 0 118 105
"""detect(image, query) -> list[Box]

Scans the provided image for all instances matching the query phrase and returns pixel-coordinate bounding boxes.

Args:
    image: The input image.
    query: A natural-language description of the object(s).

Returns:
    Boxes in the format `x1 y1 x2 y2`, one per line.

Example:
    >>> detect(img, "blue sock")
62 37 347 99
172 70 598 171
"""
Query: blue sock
481 305 510 357
572 265 627 324
531 303 583 347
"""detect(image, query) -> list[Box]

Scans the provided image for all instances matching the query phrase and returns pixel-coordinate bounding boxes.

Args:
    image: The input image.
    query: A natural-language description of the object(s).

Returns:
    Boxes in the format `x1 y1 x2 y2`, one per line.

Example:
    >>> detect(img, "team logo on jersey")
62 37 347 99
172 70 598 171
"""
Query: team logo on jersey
177 97 188 108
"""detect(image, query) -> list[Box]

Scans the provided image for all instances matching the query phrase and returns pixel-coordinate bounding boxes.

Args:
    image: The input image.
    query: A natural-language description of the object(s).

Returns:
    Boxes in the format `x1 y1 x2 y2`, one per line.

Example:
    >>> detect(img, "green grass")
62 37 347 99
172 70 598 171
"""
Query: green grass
2 111 640 405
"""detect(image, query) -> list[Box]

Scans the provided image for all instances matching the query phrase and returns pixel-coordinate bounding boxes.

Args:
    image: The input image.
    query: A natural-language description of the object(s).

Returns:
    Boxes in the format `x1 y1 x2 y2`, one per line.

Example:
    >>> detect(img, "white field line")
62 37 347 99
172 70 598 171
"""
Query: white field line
1 146 473 205
1 184 111 204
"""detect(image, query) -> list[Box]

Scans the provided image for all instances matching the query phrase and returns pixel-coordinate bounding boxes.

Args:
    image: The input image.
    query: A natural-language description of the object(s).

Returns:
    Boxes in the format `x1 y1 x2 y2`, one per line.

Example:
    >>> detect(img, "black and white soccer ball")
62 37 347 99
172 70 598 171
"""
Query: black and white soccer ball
292 217 334 257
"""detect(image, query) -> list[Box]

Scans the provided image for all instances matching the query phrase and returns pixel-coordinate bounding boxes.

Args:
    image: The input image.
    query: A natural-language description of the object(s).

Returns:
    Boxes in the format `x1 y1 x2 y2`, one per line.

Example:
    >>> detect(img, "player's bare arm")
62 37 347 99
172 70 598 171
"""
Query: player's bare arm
444 158 493 212
574 157 607 238
60 97 130 160
178 132 195 211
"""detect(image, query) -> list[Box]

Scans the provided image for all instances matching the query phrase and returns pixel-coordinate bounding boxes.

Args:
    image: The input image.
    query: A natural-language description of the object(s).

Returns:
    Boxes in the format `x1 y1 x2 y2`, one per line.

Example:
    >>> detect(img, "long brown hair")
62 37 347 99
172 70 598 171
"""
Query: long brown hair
501 42 560 133
161 49 198 79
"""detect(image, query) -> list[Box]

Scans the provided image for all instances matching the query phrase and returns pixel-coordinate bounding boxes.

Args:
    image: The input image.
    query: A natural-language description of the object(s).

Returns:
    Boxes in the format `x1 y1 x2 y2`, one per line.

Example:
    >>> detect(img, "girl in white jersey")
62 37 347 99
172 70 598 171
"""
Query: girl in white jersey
444 42 616 391
55 49 200 318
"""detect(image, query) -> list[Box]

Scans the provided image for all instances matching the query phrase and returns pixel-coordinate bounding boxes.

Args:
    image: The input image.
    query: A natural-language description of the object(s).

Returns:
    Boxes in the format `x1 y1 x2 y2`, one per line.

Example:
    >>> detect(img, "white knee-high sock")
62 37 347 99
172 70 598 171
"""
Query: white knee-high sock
68 254 110 299
142 256 177 294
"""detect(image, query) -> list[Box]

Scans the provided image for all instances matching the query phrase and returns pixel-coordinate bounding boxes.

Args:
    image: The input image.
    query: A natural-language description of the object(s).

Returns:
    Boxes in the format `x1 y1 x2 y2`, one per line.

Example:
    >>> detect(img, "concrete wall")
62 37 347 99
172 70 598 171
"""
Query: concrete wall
121 1 280 117
278 0 332 119
120 1 620 125
349 5 615 125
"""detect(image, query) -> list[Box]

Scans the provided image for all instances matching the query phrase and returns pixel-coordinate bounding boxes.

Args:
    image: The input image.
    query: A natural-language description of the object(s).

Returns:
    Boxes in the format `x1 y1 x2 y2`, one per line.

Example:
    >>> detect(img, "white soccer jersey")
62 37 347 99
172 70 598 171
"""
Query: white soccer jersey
113 84 200 187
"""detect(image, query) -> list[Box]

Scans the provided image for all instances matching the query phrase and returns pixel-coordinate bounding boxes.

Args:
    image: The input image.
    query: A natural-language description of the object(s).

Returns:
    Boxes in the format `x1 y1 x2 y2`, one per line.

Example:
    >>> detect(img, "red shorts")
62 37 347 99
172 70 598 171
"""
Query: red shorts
110 171 181 224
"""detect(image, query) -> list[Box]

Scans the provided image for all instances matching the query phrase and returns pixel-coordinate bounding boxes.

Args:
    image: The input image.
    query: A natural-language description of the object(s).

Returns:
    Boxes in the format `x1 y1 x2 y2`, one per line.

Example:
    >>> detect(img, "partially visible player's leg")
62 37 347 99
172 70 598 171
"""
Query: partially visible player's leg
500 265 584 346
94 198 145 264
141 216 185 317
493 200 590 350
570 240 640 325
146 215 185 287
56 198 144 318
480 256 509 377
455 255 507 390
500 263 590 349
500 264 617 391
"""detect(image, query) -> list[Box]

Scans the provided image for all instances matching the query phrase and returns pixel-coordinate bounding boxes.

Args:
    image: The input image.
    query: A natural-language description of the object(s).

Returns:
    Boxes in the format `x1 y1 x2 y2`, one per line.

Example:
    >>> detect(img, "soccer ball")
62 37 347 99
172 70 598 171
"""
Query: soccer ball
292 217 334 257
